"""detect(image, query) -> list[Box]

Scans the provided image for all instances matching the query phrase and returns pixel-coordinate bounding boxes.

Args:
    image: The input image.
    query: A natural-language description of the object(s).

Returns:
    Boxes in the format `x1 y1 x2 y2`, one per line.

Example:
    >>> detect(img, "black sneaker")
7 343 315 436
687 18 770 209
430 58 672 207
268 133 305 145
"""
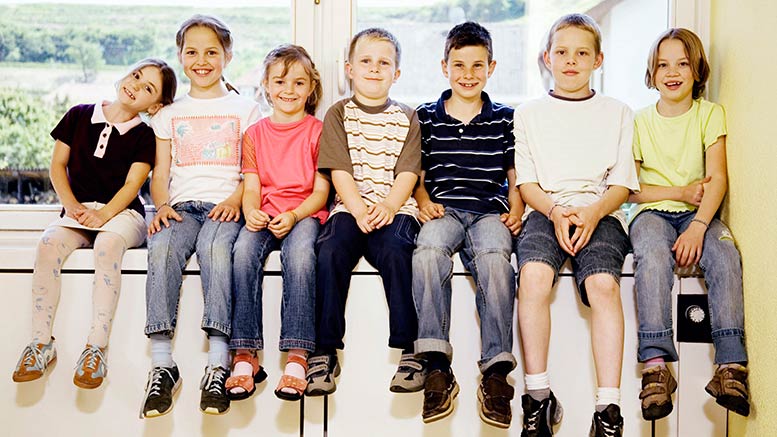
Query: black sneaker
589 404 624 437
520 391 563 437
422 369 459 423
140 365 181 419
306 352 340 396
200 364 230 415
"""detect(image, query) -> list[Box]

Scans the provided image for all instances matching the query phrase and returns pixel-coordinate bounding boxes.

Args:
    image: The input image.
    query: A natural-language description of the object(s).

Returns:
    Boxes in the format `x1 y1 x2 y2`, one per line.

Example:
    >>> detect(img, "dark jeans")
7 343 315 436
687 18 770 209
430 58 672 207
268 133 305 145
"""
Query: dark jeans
315 212 419 351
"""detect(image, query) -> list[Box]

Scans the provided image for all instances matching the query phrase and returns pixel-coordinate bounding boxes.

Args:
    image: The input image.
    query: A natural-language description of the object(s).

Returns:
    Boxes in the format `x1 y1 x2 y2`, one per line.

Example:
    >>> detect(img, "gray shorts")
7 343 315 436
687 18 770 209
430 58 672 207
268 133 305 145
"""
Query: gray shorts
515 211 630 306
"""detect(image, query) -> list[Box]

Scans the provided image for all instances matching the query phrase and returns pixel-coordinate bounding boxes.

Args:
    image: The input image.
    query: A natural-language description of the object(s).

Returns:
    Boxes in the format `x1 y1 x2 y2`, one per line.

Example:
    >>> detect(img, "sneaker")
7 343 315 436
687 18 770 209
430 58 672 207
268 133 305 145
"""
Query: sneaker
705 364 750 416
73 344 107 389
12 340 57 382
520 391 563 437
478 373 515 428
389 353 426 393
639 365 677 420
140 365 181 419
422 369 459 423
305 352 340 396
200 364 230 415
589 404 624 437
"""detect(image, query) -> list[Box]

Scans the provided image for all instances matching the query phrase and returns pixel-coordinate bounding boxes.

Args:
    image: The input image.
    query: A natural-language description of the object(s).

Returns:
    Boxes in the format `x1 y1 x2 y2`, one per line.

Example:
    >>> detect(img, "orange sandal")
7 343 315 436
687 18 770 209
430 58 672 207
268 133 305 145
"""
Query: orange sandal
274 354 308 401
225 352 267 401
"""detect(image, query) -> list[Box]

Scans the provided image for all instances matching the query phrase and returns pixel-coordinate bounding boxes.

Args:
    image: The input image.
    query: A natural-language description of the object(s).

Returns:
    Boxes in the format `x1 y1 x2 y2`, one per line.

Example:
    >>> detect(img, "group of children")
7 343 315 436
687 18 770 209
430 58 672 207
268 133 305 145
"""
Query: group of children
11 11 750 437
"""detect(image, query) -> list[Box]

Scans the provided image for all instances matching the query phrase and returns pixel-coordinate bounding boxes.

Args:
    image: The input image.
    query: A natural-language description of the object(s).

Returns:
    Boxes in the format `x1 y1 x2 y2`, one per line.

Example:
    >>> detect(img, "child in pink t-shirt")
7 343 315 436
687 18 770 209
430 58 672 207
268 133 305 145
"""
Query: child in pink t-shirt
226 44 329 402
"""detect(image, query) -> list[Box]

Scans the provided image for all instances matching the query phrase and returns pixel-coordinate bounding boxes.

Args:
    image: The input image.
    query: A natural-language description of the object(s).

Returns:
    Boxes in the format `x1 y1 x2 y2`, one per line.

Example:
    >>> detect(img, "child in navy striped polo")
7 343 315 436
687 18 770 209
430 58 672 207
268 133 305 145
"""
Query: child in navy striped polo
412 21 524 428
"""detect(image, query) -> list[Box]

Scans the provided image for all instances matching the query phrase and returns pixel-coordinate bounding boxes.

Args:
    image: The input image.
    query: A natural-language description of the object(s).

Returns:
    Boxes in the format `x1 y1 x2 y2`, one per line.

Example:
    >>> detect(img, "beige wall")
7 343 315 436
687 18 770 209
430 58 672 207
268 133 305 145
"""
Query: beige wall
710 1 777 435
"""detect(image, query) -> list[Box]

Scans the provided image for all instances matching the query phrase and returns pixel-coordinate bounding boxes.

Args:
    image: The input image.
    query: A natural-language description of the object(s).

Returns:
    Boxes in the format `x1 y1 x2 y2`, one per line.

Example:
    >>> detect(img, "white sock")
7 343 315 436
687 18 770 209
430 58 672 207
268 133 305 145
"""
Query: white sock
208 335 230 369
281 350 308 395
596 387 621 410
525 371 551 400
150 334 174 368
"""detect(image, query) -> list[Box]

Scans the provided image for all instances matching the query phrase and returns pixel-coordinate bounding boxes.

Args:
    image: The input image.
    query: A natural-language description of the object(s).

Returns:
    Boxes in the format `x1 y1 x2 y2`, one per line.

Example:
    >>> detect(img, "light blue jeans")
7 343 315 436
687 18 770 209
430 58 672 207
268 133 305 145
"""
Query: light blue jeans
413 208 516 373
631 210 747 365
145 201 242 338
230 217 319 352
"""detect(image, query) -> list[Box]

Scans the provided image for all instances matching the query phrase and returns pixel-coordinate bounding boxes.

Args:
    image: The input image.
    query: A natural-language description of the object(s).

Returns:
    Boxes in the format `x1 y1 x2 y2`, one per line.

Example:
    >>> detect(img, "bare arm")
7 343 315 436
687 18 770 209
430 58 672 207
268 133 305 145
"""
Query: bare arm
77 162 151 228
268 172 331 239
367 171 418 229
148 137 182 234
501 168 525 235
332 169 371 232
49 140 84 218
564 185 629 254
413 170 444 223
520 182 574 255
628 161 709 206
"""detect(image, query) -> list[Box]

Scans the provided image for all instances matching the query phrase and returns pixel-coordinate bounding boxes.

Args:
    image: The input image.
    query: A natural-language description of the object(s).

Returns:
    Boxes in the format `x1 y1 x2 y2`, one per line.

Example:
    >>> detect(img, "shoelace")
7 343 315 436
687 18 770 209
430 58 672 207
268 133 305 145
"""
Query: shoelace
203 366 227 395
19 344 44 370
524 405 541 431
75 346 104 372
597 416 621 437
146 367 173 397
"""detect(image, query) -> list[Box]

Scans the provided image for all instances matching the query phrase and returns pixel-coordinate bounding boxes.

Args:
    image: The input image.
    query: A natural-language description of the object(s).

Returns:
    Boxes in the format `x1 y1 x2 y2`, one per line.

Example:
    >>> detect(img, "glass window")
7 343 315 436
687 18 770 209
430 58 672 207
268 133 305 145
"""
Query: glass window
355 0 668 108
0 0 291 205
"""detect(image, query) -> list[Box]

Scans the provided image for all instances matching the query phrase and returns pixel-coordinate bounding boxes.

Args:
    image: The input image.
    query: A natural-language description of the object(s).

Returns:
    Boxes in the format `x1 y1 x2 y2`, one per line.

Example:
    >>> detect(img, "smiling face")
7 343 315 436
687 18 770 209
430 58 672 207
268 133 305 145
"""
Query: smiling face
544 26 603 99
654 38 695 107
265 60 314 123
178 25 232 98
116 66 164 114
442 45 495 102
346 37 400 106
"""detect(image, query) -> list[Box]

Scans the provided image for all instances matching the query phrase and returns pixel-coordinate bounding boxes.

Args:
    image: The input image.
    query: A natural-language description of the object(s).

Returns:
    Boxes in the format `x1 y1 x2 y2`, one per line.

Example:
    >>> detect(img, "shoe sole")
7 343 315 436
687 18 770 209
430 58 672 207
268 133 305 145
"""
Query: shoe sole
642 401 673 421
13 355 57 383
306 362 340 397
422 381 460 424
477 387 510 429
389 381 424 393
227 368 268 401
73 375 104 390
143 377 182 419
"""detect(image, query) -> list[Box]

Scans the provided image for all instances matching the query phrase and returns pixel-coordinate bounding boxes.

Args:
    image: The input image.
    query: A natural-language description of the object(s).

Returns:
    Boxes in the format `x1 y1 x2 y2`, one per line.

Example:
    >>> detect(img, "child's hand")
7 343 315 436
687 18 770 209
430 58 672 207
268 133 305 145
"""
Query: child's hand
245 209 271 232
268 212 296 239
352 208 375 234
148 205 183 235
418 201 444 223
681 176 711 206
64 202 87 220
672 221 706 267
209 200 241 222
549 206 576 256
367 202 396 229
500 213 522 236
563 205 603 254
76 207 109 228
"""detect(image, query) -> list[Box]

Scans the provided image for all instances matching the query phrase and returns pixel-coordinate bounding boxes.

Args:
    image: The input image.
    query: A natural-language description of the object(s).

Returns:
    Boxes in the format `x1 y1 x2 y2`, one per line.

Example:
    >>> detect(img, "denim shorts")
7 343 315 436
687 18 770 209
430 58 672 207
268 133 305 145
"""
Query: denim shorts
515 211 630 306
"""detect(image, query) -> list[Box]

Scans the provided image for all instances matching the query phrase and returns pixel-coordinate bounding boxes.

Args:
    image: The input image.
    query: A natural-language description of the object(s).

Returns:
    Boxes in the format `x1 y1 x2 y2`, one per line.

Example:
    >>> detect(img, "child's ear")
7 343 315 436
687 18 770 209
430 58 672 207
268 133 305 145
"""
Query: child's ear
146 103 163 116
393 68 401 83
542 50 552 70
346 61 354 80
593 52 604 70
487 60 497 78
224 51 233 68
441 59 449 78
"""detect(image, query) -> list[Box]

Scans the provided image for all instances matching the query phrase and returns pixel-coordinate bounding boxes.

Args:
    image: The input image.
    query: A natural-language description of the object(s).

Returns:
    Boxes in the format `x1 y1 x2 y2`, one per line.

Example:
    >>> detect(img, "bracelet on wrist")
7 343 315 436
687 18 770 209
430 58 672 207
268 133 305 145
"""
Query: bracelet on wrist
547 204 561 220
288 210 298 224
691 218 709 229
156 201 169 210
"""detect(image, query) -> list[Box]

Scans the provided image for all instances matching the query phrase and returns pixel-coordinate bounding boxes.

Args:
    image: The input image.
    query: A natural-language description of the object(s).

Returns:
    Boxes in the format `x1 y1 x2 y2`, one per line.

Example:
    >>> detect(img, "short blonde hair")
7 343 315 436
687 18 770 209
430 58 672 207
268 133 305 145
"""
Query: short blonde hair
348 28 401 67
645 28 710 100
546 13 602 56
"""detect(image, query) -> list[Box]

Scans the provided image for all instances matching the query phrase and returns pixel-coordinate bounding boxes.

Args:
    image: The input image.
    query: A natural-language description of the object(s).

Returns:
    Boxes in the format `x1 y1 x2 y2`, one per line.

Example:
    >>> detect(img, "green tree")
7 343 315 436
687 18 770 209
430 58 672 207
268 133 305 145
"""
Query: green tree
0 89 63 170
65 37 104 83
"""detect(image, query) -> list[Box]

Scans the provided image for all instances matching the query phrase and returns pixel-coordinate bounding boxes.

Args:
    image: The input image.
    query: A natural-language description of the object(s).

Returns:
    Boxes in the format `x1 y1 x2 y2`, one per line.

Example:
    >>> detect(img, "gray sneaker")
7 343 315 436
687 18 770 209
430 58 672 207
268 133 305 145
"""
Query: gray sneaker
305 352 340 396
389 353 426 393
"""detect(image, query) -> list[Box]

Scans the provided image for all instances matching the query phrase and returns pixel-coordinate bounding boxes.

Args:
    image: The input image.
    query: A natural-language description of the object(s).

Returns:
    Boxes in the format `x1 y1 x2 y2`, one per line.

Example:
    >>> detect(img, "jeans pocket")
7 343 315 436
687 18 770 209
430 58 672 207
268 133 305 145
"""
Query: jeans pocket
392 215 419 247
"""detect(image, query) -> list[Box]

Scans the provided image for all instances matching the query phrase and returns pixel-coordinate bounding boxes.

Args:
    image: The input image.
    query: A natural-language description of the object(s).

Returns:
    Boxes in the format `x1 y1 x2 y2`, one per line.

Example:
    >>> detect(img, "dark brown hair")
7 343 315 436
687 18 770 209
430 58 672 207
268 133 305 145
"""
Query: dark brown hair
175 14 238 93
128 58 177 107
444 21 493 62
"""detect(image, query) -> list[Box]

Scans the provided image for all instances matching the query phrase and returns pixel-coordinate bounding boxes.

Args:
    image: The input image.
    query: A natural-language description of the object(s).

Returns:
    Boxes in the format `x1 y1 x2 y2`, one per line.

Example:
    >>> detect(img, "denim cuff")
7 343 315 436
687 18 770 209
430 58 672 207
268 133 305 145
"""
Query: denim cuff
414 338 453 361
145 322 175 339
279 338 316 353
478 352 517 374
202 320 231 337
229 338 264 350
712 330 747 365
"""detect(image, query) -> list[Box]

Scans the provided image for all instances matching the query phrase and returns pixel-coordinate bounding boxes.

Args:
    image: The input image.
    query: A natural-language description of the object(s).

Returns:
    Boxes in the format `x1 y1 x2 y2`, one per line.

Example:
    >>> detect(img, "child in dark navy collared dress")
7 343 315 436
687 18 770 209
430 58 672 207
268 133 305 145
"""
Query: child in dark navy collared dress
12 58 177 390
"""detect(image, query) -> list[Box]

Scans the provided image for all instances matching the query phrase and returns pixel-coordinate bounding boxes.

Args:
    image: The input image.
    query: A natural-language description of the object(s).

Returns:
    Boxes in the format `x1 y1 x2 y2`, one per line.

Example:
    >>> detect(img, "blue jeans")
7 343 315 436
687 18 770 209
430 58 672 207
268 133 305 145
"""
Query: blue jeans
230 217 320 352
413 208 516 373
145 201 242 337
315 212 419 351
630 210 747 365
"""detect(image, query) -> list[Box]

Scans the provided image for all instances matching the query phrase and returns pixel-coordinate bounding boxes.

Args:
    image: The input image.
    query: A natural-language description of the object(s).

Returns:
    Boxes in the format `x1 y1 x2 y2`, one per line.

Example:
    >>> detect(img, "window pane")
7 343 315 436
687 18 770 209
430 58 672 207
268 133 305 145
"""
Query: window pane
0 0 291 205
356 0 668 108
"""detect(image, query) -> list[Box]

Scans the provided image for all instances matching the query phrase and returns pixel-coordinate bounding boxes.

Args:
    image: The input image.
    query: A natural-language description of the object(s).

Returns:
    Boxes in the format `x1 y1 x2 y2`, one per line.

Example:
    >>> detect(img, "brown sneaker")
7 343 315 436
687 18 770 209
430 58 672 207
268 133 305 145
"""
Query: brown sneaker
639 365 677 420
478 373 515 428
422 369 459 423
73 345 107 389
12 340 57 382
705 364 750 416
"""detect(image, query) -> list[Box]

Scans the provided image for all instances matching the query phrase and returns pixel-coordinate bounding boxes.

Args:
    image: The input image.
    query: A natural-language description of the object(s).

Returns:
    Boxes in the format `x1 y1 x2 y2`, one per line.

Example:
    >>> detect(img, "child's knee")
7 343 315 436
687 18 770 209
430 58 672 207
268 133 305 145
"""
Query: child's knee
584 273 621 304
